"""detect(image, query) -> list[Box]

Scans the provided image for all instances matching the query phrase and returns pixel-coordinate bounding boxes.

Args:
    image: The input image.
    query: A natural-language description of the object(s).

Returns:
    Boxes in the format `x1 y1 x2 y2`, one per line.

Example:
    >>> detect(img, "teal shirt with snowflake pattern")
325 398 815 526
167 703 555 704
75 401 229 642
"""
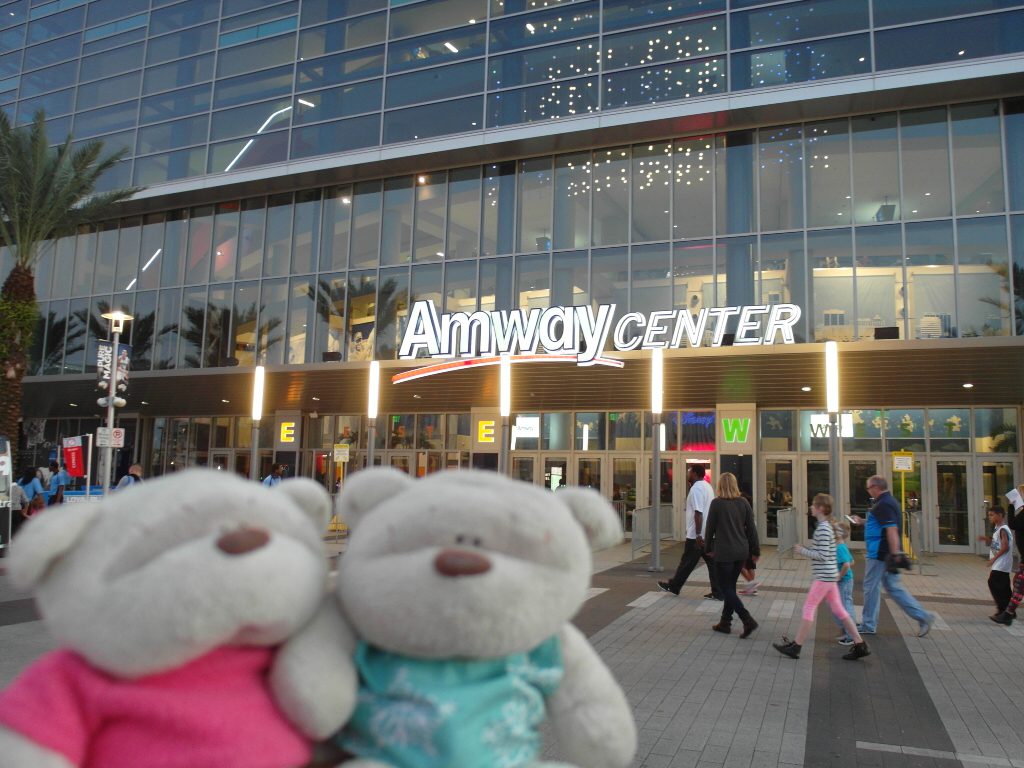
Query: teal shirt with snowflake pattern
337 635 564 768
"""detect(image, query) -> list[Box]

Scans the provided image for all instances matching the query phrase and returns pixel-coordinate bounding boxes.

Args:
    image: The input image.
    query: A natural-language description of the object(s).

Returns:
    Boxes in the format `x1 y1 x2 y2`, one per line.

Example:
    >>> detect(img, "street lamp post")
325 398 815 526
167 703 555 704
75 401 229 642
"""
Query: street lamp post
250 365 265 481
649 348 663 572
366 361 379 468
498 354 511 475
99 310 132 495
825 341 841 504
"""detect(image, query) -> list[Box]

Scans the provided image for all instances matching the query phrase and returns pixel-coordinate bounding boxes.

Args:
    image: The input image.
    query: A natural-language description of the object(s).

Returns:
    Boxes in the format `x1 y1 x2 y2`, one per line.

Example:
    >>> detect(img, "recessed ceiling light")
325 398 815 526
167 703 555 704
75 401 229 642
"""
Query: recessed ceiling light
312 396 320 401
963 383 974 389
141 401 149 405
801 386 812 392
69 402 78 407
221 399 230 403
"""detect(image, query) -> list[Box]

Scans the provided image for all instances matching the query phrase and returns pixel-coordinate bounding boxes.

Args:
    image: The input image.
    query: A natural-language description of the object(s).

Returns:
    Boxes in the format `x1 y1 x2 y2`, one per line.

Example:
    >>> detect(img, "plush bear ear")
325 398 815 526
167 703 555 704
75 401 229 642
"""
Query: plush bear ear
8 503 101 591
276 477 333 532
557 488 624 551
335 467 414 530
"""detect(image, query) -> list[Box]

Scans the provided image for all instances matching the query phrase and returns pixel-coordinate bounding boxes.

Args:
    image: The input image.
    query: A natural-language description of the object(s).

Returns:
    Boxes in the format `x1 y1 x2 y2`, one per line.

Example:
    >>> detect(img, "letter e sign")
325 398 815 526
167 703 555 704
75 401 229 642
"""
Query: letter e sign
478 420 496 443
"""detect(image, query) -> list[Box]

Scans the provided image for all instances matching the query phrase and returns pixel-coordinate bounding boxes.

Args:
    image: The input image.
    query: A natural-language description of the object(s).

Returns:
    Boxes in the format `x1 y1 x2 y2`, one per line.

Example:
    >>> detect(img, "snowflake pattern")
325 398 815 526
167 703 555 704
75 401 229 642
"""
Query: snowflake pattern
481 698 539 768
365 668 457 758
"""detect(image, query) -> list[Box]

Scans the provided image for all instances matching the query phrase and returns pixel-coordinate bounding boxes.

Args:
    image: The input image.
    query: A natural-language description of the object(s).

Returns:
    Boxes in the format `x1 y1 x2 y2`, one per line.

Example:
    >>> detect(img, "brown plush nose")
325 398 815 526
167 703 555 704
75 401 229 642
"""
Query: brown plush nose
434 548 492 577
216 527 270 555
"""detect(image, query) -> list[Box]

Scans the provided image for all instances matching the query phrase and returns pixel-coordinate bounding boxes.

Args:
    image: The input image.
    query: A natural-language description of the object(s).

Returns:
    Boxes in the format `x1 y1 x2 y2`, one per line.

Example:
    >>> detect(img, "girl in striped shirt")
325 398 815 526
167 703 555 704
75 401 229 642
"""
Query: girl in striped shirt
773 494 871 661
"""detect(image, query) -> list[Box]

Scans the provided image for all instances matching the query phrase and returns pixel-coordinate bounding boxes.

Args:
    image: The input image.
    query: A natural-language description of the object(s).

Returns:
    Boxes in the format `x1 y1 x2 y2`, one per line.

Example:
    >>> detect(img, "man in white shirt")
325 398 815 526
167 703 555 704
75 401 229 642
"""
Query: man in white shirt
658 463 721 599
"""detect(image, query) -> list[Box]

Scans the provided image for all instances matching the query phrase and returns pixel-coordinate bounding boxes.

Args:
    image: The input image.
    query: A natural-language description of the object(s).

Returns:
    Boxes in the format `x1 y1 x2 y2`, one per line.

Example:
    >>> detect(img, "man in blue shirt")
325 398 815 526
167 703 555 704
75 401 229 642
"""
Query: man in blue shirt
852 475 933 637
262 463 285 487
48 461 72 501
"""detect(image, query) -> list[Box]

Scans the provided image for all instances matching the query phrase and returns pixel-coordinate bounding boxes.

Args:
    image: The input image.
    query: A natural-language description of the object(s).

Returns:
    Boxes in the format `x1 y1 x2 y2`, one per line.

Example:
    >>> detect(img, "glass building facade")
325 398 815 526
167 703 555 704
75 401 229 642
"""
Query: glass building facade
6 0 1024 554
3 0 1024 187
8 97 1024 375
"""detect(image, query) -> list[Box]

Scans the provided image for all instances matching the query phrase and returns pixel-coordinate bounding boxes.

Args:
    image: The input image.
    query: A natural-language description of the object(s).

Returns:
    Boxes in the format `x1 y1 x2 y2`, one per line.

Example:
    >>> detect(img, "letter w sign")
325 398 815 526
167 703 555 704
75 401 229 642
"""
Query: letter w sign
722 418 751 444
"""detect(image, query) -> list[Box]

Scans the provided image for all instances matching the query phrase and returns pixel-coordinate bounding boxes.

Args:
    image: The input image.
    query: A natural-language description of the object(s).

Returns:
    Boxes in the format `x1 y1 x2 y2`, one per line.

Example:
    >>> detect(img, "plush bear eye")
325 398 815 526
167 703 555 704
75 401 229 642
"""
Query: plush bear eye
455 534 466 544
472 537 483 547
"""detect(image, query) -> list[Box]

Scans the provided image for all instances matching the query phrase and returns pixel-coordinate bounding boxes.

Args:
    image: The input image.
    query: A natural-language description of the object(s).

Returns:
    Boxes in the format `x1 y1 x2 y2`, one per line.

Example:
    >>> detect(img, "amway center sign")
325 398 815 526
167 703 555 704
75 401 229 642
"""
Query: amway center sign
393 301 800 382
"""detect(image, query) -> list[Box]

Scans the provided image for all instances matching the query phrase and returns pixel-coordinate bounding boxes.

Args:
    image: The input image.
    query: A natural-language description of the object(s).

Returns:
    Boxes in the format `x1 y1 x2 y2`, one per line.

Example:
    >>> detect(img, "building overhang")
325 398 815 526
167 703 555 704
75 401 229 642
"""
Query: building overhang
22 337 1024 420
114 57 1024 215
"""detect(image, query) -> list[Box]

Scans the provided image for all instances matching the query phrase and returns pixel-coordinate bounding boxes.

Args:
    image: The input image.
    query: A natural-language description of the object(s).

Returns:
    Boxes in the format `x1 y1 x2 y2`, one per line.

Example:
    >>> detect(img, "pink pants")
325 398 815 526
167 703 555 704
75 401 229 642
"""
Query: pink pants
801 580 850 621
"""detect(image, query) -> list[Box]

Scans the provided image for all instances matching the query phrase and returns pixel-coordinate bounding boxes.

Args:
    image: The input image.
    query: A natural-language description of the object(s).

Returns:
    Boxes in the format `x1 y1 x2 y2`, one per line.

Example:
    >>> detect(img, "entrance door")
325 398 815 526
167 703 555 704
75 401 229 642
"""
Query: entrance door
542 455 569 491
762 457 795 541
209 451 233 473
646 456 678 538
611 456 640 535
845 456 882 547
389 452 414 475
976 458 1017 555
932 457 972 551
512 454 537 484
575 455 602 492
803 457 831 539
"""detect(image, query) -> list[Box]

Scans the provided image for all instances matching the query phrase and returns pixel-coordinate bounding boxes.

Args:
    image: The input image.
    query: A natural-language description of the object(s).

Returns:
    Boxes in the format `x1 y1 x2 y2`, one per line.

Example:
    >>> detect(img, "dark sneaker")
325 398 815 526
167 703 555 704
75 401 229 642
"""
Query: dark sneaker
704 593 723 601
843 641 871 661
991 611 1014 626
657 581 679 596
917 614 935 638
772 639 801 659
837 637 855 646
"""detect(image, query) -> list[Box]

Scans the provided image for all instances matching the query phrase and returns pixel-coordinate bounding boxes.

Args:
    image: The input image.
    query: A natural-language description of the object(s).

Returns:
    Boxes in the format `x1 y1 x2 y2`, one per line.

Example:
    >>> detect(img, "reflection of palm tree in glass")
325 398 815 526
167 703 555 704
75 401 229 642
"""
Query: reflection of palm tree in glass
989 422 1018 453
976 262 1024 336
39 309 81 373
373 278 402 359
176 303 280 368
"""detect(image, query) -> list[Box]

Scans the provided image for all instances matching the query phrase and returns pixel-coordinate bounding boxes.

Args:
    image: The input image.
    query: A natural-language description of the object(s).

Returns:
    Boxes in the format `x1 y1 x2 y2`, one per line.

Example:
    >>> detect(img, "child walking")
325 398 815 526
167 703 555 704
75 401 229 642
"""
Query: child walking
832 522 856 645
773 494 870 661
978 506 1014 617
993 485 1024 625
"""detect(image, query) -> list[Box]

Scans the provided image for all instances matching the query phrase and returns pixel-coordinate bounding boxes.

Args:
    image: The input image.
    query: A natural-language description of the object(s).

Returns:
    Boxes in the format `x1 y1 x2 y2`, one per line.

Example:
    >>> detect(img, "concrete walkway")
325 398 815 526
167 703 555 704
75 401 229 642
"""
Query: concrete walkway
2 542 1021 768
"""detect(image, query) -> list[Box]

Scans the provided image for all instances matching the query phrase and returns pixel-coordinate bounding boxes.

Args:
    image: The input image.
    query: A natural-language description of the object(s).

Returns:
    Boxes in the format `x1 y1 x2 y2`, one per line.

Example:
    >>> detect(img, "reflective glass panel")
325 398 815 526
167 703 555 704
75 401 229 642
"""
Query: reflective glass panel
673 137 714 239
487 77 597 127
145 22 218 66
592 247 628 343
210 97 292 143
731 0 868 48
384 59 485 109
975 408 1018 453
852 113 900 225
603 0 725 31
553 152 590 250
1011 215 1024 335
389 0 484 40
552 250 588 306
632 142 672 243
731 33 870 90
351 180 382 269
759 232 808 341
673 240 716 335
592 148 630 247
290 114 381 159
293 80 381 123
258 278 288 365
287 277 315 364
42 298 68 374
384 95 482 142
114 218 141 292
300 0 385 26
956 216 1011 337
296 45 385 90
905 220 956 338
479 257 514 312
487 38 598 90
809 228 854 342
297 12 385 58
321 187 352 272
140 83 211 124
154 288 180 369
178 286 206 368
413 172 447 262
717 132 754 235
203 284 232 367
928 408 970 452
217 34 297 78
313 272 346 362
347 270 376 360
1005 98 1024 211
951 102 1004 216
388 25 486 73
518 158 553 253
758 124 804 232
901 107 952 220
631 243 671 316
292 189 321 275
143 53 214 95
489 2 598 53
805 120 851 227
444 259 476 313
516 253 550 310
875 11 1024 71
263 194 292 278
854 224 903 340
381 177 414 266
447 167 481 260
604 16 723 70
160 210 188 288
483 161 516 256
602 59 724 109
232 281 258 366
237 198 266 280
874 0 1021 26
136 114 208 155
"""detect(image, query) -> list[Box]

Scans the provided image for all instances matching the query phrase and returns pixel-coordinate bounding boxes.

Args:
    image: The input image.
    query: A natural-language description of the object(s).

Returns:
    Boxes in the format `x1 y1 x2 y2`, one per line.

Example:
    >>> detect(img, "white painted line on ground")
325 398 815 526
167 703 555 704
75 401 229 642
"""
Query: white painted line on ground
586 587 609 601
857 741 1012 767
628 591 669 608
767 599 796 619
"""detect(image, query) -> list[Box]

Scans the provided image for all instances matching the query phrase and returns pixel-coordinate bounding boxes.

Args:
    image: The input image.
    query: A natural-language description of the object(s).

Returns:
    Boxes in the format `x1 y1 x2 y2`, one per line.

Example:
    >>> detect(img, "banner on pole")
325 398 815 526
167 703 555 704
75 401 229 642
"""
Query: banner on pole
96 341 132 393
62 436 85 477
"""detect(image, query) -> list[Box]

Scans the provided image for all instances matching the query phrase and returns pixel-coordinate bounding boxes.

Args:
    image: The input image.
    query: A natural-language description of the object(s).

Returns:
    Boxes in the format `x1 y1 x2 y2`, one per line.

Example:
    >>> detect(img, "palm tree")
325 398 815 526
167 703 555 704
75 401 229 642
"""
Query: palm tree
0 112 139 463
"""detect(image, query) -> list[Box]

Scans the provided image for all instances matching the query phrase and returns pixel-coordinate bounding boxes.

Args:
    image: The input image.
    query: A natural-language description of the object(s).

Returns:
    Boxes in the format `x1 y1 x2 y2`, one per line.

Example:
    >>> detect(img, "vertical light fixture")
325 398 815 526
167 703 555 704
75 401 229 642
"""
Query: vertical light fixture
99 310 132 495
825 341 841 504
498 354 511 475
249 365 265 481
650 347 664 571
366 361 380 468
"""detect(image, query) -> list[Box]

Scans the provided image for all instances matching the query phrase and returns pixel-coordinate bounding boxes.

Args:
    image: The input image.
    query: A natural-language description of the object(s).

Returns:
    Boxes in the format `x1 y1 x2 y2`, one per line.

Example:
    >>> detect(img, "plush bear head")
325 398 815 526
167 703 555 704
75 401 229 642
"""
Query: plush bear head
8 469 331 678
336 469 622 660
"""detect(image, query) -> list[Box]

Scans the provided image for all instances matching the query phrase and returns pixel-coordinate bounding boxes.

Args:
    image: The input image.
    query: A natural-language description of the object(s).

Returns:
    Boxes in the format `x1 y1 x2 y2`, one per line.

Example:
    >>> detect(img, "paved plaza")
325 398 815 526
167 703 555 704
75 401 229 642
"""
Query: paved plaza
2 542 1022 768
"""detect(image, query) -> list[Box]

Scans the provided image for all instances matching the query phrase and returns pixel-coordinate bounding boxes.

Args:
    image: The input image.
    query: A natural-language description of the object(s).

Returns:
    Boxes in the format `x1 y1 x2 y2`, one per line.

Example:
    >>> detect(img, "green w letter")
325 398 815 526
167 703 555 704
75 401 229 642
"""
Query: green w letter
722 418 751 443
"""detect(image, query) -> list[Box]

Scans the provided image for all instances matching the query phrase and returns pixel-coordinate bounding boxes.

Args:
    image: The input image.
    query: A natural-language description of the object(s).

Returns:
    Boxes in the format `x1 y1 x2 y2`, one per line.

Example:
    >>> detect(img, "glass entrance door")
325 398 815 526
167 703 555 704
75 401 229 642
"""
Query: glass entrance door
542 455 569 491
575 455 602 492
512 455 537 484
845 457 881 547
933 458 971 551
977 459 1017 555
611 456 639 534
803 458 831 538
646 456 678 538
763 457 795 540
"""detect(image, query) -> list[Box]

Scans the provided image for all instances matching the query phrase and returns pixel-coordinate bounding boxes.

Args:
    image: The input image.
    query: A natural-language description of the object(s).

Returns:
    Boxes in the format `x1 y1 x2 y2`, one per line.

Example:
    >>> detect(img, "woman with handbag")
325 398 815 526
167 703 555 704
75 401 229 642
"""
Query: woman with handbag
704 472 760 639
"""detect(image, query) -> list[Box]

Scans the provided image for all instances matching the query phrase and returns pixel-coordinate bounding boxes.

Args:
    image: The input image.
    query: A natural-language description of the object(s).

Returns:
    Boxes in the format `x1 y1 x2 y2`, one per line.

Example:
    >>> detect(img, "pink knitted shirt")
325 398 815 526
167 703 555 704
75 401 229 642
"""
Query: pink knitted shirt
0 646 311 768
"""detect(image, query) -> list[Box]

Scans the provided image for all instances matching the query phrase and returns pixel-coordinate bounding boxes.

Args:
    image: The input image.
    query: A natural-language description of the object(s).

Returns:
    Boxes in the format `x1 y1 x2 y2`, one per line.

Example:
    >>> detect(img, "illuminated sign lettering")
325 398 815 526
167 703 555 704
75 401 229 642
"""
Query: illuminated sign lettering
722 418 751 444
477 420 496 443
279 421 296 444
398 301 801 364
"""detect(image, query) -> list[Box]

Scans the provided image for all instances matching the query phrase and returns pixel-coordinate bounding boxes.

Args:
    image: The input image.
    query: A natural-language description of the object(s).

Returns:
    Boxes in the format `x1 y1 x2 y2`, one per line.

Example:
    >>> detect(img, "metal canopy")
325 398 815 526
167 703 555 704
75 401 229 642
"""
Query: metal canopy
22 337 1024 421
